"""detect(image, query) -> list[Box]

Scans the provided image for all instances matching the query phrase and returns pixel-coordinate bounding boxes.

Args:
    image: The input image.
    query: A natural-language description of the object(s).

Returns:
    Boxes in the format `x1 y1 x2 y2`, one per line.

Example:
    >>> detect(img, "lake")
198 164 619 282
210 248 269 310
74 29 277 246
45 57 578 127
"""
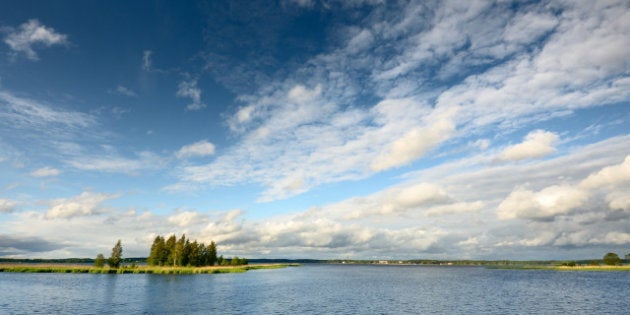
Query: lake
2 264 630 314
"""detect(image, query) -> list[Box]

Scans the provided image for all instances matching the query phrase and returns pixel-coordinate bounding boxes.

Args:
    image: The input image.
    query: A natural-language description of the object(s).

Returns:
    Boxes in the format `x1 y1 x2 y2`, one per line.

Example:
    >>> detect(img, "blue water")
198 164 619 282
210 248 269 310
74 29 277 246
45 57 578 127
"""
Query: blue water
2 264 629 314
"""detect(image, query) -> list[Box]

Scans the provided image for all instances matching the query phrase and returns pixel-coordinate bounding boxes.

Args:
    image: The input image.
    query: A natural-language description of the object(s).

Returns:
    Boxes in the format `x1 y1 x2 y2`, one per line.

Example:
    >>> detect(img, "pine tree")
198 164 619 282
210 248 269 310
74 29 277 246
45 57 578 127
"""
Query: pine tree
107 240 123 268
148 236 165 266
208 241 217 266
174 234 186 266
165 234 177 266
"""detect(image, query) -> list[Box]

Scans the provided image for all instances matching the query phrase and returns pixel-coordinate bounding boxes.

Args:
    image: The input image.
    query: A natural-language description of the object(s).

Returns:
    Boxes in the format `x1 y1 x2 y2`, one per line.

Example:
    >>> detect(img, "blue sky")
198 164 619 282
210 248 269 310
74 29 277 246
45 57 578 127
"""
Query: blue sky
1 0 629 260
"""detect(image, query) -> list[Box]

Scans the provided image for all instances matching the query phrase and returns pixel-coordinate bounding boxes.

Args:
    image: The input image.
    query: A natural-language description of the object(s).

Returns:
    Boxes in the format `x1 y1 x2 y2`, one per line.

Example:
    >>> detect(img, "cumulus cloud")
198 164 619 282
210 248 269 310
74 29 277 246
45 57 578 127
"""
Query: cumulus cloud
0 198 16 213
45 191 118 219
497 130 559 162
425 201 485 217
168 210 208 227
3 19 68 60
579 155 630 189
175 140 216 159
606 191 630 211
343 183 451 219
30 166 61 177
497 185 588 220
177 79 205 111
5 137 630 259
371 106 457 171
497 154 630 221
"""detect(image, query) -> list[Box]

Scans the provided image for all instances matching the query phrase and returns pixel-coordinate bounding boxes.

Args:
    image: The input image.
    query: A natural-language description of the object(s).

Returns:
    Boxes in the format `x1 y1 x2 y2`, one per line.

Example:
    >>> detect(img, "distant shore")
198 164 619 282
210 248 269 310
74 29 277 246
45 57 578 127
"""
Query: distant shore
0 263 298 274
490 265 630 271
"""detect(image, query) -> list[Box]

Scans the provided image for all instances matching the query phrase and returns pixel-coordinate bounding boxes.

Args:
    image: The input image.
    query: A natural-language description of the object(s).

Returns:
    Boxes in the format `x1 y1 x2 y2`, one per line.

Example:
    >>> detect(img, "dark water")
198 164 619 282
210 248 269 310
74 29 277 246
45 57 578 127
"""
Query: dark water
2 264 630 314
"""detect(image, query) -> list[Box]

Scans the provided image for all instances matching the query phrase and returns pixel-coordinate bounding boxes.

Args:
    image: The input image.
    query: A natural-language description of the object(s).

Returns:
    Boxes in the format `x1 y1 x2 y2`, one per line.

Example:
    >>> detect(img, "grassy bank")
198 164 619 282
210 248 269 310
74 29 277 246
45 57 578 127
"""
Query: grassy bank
489 264 630 271
553 265 630 271
0 263 298 274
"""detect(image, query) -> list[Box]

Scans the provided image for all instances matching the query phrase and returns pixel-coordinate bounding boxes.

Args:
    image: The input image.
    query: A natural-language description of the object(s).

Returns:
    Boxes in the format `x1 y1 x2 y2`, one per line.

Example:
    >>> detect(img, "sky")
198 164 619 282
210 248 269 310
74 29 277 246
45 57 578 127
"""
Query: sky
0 0 629 260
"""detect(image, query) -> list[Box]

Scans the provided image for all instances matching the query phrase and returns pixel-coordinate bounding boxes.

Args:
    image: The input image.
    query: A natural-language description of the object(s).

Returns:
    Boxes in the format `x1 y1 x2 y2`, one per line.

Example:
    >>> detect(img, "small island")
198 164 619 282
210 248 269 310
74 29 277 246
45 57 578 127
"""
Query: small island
0 235 297 274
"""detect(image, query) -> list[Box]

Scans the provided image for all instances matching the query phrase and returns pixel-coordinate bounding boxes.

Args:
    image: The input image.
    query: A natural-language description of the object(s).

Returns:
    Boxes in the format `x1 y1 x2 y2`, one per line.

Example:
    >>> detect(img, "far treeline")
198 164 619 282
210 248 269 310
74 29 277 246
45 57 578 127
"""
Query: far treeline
95 234 247 269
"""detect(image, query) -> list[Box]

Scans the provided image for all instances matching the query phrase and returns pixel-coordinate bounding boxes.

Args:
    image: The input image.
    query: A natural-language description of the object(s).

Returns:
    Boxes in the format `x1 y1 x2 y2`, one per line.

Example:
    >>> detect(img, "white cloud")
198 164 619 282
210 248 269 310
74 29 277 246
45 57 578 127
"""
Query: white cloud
579 155 630 189
342 183 451 219
177 79 205 111
3 19 68 60
114 85 137 97
497 154 630 221
287 84 322 105
175 140 216 159
142 50 153 71
68 151 164 174
497 185 588 220
174 1 628 202
30 167 61 177
0 199 16 213
284 0 315 8
606 190 630 211
0 91 95 130
425 201 485 217
168 211 208 228
371 105 457 171
45 192 118 219
4 136 630 259
497 130 559 162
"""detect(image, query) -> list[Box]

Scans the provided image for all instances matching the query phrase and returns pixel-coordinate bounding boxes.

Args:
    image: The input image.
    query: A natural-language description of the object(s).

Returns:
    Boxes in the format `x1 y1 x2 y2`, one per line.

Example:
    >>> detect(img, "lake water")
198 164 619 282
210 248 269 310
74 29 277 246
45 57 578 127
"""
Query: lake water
2 264 630 314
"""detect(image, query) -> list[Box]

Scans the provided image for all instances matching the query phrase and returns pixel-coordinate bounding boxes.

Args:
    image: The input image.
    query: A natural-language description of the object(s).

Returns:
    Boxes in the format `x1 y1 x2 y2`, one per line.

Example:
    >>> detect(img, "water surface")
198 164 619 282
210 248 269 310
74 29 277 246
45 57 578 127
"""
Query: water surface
2 264 629 314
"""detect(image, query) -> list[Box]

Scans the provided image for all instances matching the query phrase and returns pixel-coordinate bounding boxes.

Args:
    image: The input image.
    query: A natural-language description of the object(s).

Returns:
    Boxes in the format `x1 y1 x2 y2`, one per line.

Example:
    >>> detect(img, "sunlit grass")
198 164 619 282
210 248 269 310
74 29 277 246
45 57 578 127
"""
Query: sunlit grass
553 265 630 271
0 263 299 274
489 264 630 271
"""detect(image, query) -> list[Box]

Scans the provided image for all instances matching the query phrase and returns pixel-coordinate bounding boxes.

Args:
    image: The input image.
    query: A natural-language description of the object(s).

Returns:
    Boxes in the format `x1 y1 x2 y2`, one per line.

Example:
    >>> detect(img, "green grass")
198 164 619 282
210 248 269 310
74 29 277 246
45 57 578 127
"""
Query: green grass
0 263 298 274
488 264 630 271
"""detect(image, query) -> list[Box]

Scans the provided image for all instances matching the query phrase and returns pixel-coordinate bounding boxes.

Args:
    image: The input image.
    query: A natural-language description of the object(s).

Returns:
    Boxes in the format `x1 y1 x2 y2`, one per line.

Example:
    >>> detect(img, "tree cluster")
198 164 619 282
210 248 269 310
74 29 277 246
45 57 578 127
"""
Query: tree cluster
148 234 218 267
603 252 622 266
95 240 123 268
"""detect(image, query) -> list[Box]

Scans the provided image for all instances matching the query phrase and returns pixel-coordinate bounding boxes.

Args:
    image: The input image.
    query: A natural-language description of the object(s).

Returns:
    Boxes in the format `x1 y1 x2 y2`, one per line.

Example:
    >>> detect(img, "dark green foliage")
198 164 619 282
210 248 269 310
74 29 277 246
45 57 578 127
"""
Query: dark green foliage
207 241 217 266
107 240 123 268
165 235 177 266
94 253 105 268
147 234 220 267
230 256 248 266
603 252 622 266
148 236 165 266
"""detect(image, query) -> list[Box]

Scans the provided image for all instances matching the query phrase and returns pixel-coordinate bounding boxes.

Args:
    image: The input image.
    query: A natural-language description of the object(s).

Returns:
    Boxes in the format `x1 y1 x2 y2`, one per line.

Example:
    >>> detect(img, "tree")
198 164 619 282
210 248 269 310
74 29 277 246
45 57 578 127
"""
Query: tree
148 236 166 266
146 234 221 267
108 240 123 268
603 252 621 266
207 241 217 266
165 235 177 266
94 253 106 268
174 234 187 266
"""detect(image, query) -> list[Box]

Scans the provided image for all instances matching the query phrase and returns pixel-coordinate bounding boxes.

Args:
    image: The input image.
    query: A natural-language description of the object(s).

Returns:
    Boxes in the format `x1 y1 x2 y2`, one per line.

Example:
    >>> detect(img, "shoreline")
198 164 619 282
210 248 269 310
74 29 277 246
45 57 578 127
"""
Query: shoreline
489 265 630 271
0 263 299 274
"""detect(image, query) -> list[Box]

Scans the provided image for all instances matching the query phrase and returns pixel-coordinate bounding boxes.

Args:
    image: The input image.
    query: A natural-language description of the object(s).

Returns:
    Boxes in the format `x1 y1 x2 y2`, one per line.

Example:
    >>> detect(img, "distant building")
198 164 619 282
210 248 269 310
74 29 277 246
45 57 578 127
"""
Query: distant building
378 260 389 264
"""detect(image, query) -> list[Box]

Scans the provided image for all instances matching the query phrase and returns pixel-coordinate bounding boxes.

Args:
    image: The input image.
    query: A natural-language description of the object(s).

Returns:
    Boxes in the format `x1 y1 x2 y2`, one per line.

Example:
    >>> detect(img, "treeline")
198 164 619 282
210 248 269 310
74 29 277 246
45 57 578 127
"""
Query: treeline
147 234 248 267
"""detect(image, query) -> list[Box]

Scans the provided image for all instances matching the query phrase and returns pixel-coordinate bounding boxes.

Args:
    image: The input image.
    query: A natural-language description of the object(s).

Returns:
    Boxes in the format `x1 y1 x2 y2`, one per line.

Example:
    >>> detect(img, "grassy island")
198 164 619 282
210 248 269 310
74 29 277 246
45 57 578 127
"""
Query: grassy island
0 263 298 274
